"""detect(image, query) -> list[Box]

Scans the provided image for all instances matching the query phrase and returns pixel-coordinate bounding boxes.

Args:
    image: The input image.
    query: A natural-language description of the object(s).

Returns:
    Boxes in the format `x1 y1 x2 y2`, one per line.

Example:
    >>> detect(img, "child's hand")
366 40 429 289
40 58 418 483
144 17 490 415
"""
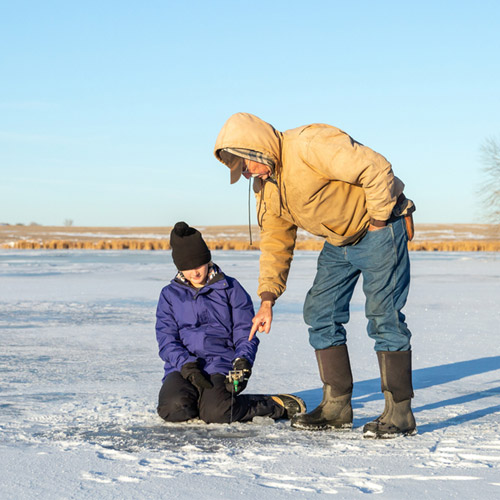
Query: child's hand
225 358 252 393
249 301 273 340
180 361 213 394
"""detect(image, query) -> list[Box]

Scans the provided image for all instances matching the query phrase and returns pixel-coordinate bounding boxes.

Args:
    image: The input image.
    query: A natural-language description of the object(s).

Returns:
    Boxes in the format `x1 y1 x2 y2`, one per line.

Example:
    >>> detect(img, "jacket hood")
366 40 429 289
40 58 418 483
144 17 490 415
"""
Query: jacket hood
214 113 282 183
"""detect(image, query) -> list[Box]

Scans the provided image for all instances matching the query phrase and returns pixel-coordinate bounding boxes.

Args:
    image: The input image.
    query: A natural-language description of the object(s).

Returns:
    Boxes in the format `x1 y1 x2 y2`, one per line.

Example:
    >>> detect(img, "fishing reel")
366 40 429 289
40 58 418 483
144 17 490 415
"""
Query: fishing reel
225 369 247 393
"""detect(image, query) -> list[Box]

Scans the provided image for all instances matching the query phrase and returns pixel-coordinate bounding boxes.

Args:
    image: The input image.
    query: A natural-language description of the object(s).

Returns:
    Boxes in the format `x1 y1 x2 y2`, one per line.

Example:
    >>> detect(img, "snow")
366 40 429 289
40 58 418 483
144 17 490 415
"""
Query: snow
1 249 500 499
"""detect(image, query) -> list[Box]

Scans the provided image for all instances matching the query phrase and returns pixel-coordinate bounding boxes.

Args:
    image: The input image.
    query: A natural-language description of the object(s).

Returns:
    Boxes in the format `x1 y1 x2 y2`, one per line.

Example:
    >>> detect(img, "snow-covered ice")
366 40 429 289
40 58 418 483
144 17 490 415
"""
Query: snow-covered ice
1 250 500 499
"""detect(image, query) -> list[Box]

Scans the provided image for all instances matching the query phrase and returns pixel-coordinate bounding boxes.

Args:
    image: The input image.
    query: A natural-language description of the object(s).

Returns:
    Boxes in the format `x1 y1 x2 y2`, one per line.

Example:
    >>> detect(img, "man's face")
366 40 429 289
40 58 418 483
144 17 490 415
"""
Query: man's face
242 159 271 180
182 264 209 286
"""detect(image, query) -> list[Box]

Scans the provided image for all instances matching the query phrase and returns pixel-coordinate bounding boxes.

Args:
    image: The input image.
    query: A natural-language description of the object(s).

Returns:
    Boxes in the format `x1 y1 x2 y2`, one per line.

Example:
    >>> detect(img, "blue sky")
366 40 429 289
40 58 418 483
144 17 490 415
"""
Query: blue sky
1 0 499 227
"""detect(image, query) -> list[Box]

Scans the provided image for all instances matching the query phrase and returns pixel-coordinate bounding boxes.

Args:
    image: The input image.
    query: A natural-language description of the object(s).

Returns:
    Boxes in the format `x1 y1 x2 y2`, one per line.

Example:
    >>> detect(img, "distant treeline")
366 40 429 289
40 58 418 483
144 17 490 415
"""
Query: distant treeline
2 239 500 252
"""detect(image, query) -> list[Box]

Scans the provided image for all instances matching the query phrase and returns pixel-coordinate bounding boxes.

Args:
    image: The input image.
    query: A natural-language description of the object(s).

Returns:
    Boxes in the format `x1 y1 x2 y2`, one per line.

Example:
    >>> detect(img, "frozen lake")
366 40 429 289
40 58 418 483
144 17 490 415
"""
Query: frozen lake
1 250 500 498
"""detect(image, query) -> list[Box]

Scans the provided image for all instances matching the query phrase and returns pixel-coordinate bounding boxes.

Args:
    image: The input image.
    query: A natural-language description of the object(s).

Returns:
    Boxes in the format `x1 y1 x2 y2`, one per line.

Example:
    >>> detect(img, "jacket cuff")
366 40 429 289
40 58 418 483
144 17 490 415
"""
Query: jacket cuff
369 218 387 227
259 292 276 305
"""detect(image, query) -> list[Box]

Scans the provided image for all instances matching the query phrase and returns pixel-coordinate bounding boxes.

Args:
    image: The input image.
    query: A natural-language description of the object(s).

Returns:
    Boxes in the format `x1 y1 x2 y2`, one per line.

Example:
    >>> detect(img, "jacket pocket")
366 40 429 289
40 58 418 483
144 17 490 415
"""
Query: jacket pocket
203 336 230 354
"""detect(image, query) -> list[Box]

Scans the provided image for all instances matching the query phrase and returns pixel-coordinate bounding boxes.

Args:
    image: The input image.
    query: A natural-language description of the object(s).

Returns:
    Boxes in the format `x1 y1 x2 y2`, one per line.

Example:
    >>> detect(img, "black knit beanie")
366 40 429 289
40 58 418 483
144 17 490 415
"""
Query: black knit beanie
170 222 211 271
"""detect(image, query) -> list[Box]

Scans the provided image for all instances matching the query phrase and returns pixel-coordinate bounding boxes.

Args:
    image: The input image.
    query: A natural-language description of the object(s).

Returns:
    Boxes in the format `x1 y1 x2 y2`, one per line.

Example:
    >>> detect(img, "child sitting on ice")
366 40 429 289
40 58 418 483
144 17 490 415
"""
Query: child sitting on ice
156 221 306 423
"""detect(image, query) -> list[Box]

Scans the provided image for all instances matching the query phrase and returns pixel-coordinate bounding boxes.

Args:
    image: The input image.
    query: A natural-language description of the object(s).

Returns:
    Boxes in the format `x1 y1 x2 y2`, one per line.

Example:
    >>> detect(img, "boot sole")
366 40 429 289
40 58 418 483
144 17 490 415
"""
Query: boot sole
291 421 353 431
363 427 418 439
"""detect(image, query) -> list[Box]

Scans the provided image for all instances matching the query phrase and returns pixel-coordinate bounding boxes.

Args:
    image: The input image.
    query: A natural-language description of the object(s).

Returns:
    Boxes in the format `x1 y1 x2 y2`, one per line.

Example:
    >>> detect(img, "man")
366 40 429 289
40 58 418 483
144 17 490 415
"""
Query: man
214 112 416 438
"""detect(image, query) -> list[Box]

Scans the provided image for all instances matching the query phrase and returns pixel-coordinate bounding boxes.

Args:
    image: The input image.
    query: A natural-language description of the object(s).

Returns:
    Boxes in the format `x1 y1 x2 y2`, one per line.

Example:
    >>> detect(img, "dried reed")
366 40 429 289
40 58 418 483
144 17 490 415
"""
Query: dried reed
2 238 499 252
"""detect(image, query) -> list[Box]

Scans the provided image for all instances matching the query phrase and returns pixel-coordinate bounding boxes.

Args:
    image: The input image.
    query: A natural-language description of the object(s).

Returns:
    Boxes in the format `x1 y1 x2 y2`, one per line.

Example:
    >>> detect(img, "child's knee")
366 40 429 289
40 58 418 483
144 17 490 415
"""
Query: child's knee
157 393 198 422
199 397 232 423
199 406 230 424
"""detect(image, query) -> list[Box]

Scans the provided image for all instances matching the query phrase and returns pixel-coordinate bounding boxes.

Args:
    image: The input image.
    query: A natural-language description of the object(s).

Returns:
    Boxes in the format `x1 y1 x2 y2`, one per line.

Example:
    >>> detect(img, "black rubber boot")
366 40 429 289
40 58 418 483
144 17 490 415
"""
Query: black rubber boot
291 345 353 430
363 351 417 438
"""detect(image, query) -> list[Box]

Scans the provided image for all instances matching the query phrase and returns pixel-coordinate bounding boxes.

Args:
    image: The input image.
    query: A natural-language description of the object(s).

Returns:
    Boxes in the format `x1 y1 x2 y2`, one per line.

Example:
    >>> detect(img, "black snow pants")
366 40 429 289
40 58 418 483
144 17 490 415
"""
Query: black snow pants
157 372 284 423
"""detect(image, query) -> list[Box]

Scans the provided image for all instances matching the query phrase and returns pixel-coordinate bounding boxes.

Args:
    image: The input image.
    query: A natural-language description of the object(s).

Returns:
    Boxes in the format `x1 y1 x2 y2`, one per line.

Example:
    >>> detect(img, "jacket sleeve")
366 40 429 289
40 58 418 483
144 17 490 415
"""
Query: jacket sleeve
257 191 298 299
155 288 197 372
228 279 259 365
306 129 404 222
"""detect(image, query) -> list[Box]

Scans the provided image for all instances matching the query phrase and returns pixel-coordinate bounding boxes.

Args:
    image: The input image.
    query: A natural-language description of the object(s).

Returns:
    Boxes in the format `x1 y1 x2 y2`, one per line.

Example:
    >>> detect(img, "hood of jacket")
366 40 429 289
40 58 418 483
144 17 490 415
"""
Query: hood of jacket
214 113 283 183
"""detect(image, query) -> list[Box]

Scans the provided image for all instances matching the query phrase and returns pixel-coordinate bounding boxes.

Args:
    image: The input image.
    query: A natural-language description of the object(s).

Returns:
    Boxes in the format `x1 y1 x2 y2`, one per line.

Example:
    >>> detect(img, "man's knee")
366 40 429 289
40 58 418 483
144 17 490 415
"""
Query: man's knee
303 293 318 326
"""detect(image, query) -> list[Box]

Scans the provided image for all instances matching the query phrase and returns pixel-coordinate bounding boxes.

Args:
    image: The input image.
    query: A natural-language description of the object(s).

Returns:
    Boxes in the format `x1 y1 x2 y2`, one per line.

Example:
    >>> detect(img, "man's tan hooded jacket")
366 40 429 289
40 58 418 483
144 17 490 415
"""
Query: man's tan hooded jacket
214 112 406 300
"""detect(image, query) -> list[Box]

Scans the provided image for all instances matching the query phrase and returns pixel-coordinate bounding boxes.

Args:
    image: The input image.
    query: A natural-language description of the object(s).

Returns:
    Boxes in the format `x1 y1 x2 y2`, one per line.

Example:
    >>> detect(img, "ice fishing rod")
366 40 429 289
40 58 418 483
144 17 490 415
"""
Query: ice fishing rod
226 369 246 424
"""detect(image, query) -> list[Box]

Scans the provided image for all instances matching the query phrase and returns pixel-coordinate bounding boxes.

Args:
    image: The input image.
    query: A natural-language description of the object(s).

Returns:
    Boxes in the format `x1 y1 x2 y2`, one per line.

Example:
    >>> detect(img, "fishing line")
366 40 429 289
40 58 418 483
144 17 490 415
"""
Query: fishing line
248 178 253 245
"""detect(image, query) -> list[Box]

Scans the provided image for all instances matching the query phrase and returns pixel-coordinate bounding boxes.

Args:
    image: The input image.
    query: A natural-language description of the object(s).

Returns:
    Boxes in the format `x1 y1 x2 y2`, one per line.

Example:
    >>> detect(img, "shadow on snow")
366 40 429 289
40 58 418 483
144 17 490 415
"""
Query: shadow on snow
295 355 500 433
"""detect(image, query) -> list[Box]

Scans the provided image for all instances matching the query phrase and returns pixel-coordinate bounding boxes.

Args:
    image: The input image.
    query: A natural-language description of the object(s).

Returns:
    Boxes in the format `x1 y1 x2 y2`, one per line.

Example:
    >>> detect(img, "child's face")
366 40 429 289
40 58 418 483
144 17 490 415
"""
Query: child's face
182 263 209 286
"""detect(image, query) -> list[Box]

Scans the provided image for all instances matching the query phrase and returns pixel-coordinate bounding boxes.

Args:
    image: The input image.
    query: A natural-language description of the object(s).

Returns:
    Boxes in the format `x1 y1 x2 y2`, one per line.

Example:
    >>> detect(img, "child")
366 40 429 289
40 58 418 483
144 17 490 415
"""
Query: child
156 221 306 424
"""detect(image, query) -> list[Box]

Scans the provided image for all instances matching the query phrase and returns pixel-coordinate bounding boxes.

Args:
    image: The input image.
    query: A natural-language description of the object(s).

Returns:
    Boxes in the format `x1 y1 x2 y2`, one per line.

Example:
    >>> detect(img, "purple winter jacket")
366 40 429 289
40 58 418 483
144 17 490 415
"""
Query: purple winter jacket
155 264 259 381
